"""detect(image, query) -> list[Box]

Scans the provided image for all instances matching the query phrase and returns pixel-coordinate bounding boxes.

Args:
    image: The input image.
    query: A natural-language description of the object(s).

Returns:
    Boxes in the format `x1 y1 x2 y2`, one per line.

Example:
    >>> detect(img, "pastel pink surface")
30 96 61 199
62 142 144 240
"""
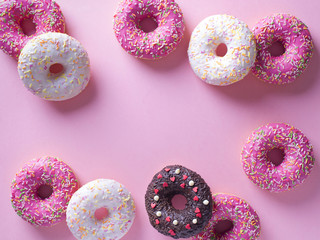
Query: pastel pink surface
0 0 320 240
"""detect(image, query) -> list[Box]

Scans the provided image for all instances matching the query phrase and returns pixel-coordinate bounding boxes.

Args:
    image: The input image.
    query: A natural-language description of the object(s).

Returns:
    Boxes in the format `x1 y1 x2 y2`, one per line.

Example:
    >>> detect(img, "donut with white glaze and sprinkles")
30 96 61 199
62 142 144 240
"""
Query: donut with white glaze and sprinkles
252 13 313 84
241 123 315 192
193 193 261 240
11 156 79 226
66 179 136 240
145 165 213 238
113 0 185 59
188 15 256 86
18 32 90 101
0 0 65 59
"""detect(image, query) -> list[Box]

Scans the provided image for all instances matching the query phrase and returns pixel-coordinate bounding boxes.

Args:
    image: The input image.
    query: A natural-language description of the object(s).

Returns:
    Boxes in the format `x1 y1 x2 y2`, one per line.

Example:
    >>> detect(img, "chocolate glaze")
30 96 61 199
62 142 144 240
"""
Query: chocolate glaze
145 165 213 238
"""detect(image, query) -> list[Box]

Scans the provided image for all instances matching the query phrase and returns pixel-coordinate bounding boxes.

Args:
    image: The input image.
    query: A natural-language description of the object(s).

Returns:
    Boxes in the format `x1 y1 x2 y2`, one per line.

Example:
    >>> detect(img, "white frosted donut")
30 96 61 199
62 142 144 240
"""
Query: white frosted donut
66 179 136 240
18 32 90 101
188 15 256 86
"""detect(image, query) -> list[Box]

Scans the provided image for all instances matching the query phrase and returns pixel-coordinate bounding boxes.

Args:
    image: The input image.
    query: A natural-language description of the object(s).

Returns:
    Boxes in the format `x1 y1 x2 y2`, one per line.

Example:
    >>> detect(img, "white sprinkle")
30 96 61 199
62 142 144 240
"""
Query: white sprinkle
192 219 198 224
154 195 159 201
175 169 181 174
189 180 195 186
203 200 209 205
173 220 178 225
156 211 162 217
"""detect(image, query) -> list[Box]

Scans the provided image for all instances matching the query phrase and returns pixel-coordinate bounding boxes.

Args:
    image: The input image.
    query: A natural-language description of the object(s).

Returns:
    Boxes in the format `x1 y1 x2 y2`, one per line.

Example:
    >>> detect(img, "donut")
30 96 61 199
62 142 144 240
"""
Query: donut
113 0 185 59
145 165 213 238
252 13 313 84
17 32 90 101
241 123 315 192
66 179 136 240
193 193 261 240
188 15 256 86
11 156 79 226
0 0 65 59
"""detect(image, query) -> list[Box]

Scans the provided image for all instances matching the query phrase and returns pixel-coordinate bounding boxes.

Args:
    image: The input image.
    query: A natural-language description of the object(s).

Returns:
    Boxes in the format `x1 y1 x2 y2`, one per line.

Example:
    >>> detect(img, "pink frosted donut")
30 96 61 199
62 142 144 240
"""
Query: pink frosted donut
193 193 261 240
113 0 185 59
11 156 79 226
252 13 313 84
241 123 315 192
0 0 65 59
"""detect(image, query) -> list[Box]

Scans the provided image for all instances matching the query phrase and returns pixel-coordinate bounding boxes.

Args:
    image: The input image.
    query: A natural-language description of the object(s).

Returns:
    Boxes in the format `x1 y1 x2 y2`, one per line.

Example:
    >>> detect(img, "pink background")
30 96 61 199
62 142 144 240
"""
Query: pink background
1 0 320 239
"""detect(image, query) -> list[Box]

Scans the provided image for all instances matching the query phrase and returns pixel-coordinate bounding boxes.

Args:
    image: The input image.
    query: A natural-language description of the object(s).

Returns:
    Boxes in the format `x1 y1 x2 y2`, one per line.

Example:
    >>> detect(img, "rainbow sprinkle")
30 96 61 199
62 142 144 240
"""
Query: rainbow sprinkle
241 123 315 192
113 0 185 59
252 13 314 84
11 156 79 227
0 0 65 59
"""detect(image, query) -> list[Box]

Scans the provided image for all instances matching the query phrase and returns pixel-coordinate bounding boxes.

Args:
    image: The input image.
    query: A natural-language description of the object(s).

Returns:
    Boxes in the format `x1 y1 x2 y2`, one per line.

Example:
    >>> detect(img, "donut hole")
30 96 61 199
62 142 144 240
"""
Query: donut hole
49 63 64 75
36 184 53 200
216 43 228 57
214 219 234 235
267 148 285 166
20 18 36 36
268 41 285 57
171 194 187 210
94 207 109 221
138 16 158 33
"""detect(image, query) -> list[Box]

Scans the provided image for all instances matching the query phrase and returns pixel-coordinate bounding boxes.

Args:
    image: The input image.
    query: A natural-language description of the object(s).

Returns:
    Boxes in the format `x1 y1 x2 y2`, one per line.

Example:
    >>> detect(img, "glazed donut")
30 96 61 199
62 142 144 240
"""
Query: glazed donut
193 193 261 240
145 165 213 238
17 32 90 101
113 0 185 59
252 13 313 84
11 156 79 226
0 0 65 59
241 123 315 192
188 15 256 86
67 179 136 240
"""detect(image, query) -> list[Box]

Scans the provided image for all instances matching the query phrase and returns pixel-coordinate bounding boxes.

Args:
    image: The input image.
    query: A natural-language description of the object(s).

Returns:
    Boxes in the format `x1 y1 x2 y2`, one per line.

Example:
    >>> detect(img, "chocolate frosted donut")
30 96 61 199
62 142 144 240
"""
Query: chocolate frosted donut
145 165 213 238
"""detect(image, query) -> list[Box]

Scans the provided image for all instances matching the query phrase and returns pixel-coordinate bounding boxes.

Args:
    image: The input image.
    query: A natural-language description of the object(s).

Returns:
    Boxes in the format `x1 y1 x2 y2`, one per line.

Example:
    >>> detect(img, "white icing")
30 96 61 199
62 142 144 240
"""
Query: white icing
188 15 256 86
18 32 90 101
66 179 135 240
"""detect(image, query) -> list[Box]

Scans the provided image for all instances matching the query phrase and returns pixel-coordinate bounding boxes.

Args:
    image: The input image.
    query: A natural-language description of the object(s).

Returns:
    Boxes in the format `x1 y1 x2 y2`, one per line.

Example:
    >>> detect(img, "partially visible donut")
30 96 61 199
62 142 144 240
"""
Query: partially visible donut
18 32 90 101
113 0 185 59
241 123 315 192
67 179 136 240
11 156 79 226
252 13 313 84
193 193 261 240
0 0 65 59
188 15 256 86
145 165 213 238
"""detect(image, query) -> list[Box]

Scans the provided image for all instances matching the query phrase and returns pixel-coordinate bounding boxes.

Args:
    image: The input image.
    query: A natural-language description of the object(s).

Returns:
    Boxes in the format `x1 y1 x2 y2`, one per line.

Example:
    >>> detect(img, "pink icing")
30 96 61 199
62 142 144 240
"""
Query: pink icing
241 123 315 192
0 0 65 59
113 0 185 59
193 193 261 240
252 13 313 84
11 156 79 226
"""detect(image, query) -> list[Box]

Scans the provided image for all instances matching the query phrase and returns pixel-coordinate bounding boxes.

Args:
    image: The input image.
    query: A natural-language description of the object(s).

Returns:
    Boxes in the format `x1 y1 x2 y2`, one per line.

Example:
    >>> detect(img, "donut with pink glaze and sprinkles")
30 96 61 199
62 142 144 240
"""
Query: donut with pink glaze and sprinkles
241 123 315 192
193 193 261 240
252 13 313 84
113 0 185 59
11 156 79 226
0 0 65 59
